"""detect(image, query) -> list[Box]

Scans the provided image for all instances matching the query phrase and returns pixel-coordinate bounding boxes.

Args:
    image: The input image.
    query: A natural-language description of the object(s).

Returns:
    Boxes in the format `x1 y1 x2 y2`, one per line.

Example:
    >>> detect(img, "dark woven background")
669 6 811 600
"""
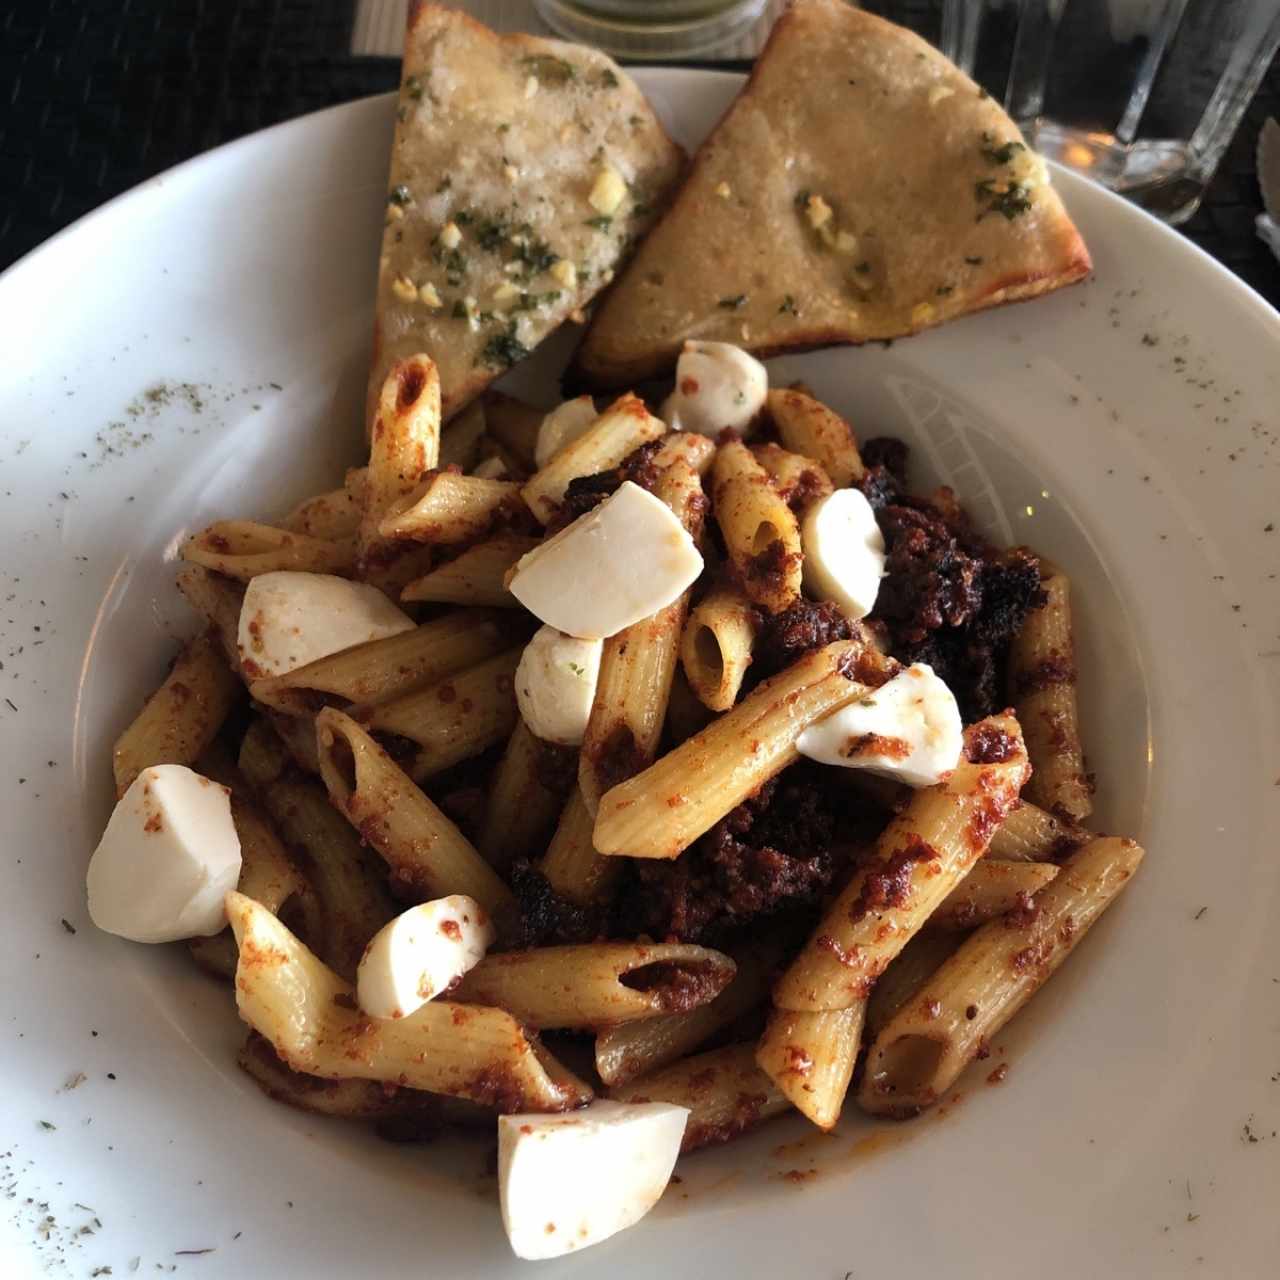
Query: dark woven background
2 0 1278 306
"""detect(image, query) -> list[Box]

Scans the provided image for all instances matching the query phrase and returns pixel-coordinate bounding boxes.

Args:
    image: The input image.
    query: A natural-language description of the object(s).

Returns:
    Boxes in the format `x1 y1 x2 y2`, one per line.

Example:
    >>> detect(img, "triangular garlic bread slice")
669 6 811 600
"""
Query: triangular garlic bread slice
574 0 1090 387
368 3 683 423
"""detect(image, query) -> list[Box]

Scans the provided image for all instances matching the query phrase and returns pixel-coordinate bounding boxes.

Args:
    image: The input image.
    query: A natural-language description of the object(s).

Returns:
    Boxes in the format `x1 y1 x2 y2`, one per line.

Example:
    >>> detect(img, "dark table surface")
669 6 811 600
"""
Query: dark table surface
3 0 1278 307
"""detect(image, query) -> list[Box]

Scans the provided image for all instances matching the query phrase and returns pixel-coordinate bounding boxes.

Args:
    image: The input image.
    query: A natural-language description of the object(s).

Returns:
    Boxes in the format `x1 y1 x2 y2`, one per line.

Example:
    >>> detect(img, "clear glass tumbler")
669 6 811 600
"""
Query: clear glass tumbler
940 0 1280 223
534 0 769 59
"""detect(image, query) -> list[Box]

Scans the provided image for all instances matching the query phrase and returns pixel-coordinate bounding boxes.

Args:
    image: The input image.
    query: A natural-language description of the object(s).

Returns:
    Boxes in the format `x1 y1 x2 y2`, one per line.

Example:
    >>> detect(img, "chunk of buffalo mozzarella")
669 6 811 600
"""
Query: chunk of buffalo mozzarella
660 341 767 437
534 396 598 468
800 487 885 620
498 1101 689 1260
87 765 242 942
797 663 963 787
515 625 603 745
237 571 415 678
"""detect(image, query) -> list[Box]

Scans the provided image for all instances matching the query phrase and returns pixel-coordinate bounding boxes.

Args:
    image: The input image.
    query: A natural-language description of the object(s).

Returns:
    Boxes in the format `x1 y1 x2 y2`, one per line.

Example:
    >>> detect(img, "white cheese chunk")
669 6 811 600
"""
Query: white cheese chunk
356 895 494 1020
237 571 415 679
515 625 602 745
498 1101 688 1260
508 481 703 640
797 663 963 787
87 765 242 943
800 488 885 620
534 396 599 468
660 341 768 438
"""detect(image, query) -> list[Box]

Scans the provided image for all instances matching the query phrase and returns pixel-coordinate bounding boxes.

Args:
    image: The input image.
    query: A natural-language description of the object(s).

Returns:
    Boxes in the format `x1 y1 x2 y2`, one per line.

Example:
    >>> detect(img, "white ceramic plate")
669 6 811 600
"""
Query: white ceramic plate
2 70 1278 1280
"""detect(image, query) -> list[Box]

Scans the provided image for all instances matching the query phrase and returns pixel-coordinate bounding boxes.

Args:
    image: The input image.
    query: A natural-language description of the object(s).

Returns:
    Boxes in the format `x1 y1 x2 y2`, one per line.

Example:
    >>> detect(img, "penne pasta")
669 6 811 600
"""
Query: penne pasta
112 631 241 795
267 710 323 776
226 893 591 1113
859 836 1145 1117
399 534 539 609
478 721 576 871
451 942 736 1031
377 471 528 545
248 609 523 717
753 1005 865 1131
538 786 621 908
521 392 667 525
773 714 1031 1012
359 354 442 574
865 931 961 1040
651 431 716 477
988 798 1088 862
438 398 487 472
751 442 834 513
593 638 884 860
239 1031 481 1126
765 386 865 487
236 716 290 787
255 774 396 981
360 647 522 782
315 708 519 936
578 458 707 816
711 440 802 613
175 566 245 674
929 859 1060 931
610 1043 791 1153
480 390 545 472
1009 568 1092 821
679 587 760 712
595 945 774 1087
664 666 716 744
283 476 366 541
181 520 356 581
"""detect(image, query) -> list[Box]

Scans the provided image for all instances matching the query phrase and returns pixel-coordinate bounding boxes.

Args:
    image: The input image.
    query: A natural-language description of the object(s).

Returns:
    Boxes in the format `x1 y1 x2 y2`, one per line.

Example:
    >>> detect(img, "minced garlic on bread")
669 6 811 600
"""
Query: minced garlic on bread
573 0 1091 387
368 3 684 425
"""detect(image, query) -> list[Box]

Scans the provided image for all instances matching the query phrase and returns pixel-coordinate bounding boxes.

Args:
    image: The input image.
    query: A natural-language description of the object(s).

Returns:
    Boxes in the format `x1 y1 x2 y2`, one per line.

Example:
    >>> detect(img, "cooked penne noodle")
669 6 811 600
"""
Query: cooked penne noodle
452 942 736 1030
679 587 760 712
248 610 523 716
189 785 319 981
239 1031 477 1125
256 775 396 980
1010 568 1092 821
360 647 522 781
377 471 527 545
773 714 1031 1013
283 478 366 541
578 459 706 816
610 1043 791 1153
754 1005 865 1131
226 893 591 1113
399 535 539 608
481 390 545 471
236 716 290 787
651 431 716 477
539 786 621 907
315 708 519 935
175 566 245 674
478 721 576 871
765 386 865 487
664 666 716 744
267 710 323 775
865 931 962 1040
988 799 1087 862
859 836 1145 1117
181 520 356 581
521 392 667 525
593 639 882 860
438 398 487 472
751 442 834 513
595 946 774 1087
112 631 241 795
359 355 442 569
711 440 802 613
929 860 1060 931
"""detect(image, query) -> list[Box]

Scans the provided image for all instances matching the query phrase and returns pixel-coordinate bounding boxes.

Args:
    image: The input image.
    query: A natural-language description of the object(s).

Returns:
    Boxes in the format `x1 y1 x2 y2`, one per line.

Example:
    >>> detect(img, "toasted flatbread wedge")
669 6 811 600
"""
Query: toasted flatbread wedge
574 0 1091 386
368 3 684 424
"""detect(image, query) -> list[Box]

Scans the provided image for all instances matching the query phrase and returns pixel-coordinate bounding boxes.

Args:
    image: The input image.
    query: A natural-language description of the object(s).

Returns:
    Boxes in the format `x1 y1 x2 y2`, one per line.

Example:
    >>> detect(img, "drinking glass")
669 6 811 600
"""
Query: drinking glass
940 0 1280 223
534 0 770 58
